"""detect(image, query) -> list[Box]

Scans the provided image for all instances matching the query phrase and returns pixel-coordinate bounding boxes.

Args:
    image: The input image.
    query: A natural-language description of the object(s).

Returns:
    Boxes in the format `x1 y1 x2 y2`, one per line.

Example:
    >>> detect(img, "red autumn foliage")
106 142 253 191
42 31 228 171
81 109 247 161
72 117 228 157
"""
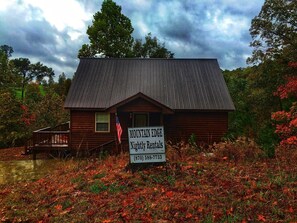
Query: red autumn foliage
288 61 297 68
274 76 297 99
271 111 291 122
0 142 296 222
20 104 36 126
272 72 297 146
272 103 297 146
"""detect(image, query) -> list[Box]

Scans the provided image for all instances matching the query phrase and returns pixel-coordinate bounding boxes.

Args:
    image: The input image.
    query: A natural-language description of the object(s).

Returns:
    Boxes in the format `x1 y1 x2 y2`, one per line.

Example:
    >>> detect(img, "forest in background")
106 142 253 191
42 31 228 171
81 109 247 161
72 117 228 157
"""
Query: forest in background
0 47 71 148
0 0 296 156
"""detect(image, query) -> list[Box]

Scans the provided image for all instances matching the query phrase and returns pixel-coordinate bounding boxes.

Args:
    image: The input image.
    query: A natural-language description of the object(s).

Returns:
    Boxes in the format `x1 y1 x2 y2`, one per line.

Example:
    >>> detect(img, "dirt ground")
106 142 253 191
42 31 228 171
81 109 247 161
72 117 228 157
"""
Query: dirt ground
0 147 31 161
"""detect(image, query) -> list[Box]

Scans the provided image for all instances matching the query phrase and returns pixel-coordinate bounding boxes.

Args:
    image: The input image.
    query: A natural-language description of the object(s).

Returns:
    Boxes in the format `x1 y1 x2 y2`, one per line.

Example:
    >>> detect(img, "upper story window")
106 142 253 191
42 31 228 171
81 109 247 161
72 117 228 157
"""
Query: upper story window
95 112 110 132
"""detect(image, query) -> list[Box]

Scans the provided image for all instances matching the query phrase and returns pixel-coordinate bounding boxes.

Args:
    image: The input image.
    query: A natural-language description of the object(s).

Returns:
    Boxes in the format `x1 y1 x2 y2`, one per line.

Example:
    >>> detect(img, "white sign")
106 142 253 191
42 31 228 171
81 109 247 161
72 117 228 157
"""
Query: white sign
128 126 166 163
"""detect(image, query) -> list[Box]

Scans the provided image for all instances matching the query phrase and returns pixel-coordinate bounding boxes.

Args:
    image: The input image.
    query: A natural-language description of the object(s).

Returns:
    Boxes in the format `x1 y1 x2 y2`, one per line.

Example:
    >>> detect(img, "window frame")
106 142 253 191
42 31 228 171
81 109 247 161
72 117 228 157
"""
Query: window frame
95 112 110 133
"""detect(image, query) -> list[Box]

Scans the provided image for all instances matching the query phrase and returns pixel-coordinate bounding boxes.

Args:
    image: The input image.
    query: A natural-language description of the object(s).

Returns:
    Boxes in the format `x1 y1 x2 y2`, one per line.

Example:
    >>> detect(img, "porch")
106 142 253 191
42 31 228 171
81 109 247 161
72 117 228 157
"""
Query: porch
26 122 70 159
26 122 123 159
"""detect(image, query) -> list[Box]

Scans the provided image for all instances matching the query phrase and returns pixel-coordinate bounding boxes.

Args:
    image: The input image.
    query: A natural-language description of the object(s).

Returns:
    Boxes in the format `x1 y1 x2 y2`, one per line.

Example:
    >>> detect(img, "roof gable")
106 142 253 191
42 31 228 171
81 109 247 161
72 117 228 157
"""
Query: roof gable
64 58 235 111
107 92 173 114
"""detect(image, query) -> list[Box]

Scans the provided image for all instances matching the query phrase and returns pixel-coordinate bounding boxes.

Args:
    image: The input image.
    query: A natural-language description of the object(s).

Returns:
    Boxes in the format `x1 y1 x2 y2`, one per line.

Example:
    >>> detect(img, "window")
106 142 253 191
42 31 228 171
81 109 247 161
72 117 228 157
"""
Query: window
95 113 110 132
133 113 149 127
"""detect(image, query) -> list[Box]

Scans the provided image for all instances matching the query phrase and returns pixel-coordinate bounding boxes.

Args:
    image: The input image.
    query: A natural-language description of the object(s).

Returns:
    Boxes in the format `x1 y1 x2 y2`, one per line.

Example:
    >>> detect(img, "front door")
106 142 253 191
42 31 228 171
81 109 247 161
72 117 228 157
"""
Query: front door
133 113 149 127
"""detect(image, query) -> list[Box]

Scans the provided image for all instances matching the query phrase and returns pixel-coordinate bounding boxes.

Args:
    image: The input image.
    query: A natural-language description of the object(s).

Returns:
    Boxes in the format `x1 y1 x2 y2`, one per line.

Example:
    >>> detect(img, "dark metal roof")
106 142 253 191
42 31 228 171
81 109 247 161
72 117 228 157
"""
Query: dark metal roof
64 58 235 111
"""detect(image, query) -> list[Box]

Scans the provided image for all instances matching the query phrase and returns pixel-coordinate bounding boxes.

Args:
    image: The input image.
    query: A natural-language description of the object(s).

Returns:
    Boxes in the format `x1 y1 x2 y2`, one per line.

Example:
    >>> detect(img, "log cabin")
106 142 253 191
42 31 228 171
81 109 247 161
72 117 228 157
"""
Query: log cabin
62 58 235 153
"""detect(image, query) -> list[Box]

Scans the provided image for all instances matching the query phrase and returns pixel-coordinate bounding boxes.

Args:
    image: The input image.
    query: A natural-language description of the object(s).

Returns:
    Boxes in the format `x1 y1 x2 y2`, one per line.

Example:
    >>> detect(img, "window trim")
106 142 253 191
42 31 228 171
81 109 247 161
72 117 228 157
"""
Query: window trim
95 112 110 133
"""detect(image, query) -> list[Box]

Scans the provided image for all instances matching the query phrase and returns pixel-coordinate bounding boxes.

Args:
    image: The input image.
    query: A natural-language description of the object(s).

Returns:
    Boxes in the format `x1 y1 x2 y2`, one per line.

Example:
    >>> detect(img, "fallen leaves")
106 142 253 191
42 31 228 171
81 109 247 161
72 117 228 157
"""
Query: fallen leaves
165 191 174 198
0 149 296 222
257 214 266 222
54 204 62 211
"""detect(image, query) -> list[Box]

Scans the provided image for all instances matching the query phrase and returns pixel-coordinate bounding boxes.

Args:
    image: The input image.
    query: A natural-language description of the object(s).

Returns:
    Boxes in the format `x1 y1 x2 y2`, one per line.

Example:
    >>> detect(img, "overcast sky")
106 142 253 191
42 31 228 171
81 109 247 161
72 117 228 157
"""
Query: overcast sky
0 0 264 78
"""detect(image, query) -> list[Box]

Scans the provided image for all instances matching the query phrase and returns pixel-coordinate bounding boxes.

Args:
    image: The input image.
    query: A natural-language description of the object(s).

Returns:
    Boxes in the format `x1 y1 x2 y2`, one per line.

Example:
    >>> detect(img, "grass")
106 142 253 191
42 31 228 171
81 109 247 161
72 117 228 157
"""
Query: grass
0 142 296 222
14 85 46 100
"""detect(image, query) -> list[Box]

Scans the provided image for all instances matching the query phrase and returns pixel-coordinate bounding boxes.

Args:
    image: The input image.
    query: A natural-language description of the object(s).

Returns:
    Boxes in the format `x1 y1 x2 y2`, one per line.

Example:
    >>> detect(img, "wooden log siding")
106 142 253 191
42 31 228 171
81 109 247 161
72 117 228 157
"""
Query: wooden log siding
71 112 162 146
164 112 228 144
70 110 228 151
70 110 117 150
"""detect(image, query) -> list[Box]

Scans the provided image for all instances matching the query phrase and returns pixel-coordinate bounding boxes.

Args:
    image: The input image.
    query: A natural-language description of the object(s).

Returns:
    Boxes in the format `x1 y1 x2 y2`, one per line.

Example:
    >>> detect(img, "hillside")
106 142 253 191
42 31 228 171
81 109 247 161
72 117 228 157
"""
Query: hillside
0 140 296 222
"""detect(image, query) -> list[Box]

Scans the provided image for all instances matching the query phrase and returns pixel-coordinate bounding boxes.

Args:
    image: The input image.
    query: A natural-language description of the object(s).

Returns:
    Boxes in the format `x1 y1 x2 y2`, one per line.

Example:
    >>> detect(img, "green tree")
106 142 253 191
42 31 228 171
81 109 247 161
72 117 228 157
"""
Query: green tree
223 68 254 138
132 33 174 58
0 45 14 57
248 0 297 119
245 0 297 156
0 91 24 147
25 83 43 106
0 45 15 90
224 66 279 156
30 62 55 83
78 0 173 59
78 0 134 58
248 0 297 64
0 46 69 148
53 73 72 97
78 44 96 58
33 88 69 128
10 58 54 100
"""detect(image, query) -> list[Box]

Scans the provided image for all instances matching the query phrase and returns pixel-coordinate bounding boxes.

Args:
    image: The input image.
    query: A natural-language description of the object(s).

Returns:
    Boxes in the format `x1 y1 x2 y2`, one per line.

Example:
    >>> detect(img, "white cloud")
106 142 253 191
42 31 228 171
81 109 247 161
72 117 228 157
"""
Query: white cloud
17 0 91 31
0 0 11 11
0 0 265 76
136 19 149 35
131 0 152 10
203 8 249 39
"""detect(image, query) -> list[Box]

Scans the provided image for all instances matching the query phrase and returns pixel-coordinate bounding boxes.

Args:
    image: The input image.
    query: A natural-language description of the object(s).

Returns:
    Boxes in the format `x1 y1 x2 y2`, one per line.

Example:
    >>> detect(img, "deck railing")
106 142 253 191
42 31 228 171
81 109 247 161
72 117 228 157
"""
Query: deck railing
28 122 70 159
33 130 70 148
28 122 70 148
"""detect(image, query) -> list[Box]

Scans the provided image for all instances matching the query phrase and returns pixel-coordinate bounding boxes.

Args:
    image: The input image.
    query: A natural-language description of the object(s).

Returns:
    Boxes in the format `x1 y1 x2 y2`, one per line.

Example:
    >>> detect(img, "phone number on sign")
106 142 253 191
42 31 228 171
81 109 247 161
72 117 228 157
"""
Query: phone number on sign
145 154 163 160
131 154 165 163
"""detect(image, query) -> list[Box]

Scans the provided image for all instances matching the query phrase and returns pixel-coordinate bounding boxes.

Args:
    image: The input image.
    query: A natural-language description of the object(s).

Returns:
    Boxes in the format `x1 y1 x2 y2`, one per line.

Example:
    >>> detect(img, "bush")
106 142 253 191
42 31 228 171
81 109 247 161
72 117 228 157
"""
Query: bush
212 137 264 162
275 145 297 167
256 124 278 158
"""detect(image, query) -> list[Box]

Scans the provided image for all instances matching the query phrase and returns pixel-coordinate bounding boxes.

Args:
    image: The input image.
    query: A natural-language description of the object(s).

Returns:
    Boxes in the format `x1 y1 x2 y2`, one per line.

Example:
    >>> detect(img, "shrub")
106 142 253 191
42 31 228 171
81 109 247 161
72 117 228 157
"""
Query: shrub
275 145 297 167
212 137 263 162
256 124 278 158
166 140 199 162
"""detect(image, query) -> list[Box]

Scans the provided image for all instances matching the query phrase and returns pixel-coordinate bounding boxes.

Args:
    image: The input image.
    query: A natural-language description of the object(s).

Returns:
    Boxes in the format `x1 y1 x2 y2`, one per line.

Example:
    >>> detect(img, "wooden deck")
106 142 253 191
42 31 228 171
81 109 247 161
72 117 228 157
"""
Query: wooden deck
26 122 124 159
26 123 70 159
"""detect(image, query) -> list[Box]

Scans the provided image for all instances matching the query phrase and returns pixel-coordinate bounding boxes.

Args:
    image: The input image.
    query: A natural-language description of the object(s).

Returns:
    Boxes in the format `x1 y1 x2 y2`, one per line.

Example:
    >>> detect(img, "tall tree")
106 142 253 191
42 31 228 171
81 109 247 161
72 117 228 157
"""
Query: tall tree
78 44 96 58
132 33 174 58
54 73 72 97
10 58 31 100
78 0 134 58
78 0 174 59
0 45 14 58
0 91 24 147
0 45 14 90
30 62 55 83
245 0 297 155
247 0 297 111
11 58 54 100
248 0 297 64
